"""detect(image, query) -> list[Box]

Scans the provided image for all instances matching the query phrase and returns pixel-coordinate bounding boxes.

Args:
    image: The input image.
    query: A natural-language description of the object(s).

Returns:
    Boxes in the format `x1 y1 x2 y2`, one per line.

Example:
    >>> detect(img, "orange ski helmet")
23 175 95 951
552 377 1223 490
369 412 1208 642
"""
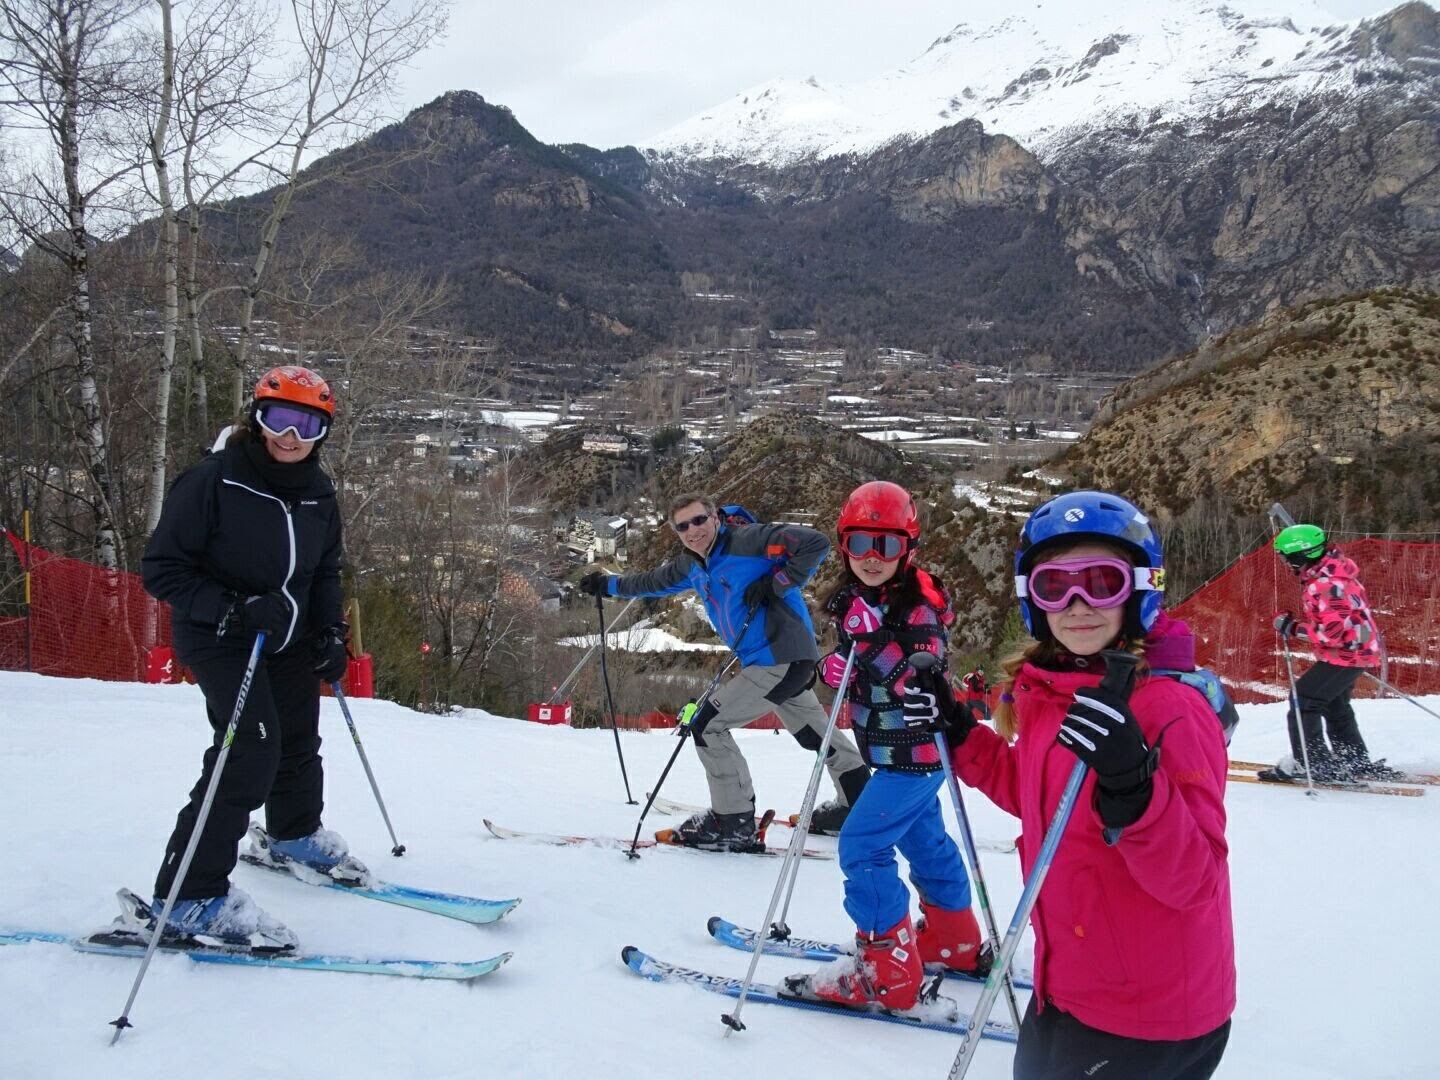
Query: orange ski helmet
254 365 334 417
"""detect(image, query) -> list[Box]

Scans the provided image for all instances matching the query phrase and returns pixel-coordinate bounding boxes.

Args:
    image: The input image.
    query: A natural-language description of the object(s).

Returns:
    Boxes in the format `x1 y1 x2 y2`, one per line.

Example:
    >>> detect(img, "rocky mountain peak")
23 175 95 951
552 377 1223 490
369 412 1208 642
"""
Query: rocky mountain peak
1354 1 1440 64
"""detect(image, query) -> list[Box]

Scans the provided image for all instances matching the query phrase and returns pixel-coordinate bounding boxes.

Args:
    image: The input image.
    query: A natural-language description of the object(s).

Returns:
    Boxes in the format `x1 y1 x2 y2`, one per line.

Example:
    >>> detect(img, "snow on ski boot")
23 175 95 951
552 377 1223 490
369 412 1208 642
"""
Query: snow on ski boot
146 886 297 950
1351 758 1406 782
1259 753 1356 785
916 901 986 974
674 808 761 852
785 914 927 1012
247 823 372 886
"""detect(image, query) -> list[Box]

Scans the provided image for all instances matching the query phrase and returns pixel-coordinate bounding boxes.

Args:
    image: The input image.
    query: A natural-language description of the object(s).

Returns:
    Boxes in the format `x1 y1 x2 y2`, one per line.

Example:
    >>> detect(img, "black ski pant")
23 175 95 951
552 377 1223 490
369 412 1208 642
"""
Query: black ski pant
1286 661 1369 766
154 636 325 901
1013 997 1230 1080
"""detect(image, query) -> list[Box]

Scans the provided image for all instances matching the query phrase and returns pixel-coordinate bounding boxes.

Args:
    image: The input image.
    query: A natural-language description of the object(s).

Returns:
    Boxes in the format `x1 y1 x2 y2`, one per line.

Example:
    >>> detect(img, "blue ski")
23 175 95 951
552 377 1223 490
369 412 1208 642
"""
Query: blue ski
707 916 1035 991
620 946 1017 1043
2 928 510 981
241 825 519 926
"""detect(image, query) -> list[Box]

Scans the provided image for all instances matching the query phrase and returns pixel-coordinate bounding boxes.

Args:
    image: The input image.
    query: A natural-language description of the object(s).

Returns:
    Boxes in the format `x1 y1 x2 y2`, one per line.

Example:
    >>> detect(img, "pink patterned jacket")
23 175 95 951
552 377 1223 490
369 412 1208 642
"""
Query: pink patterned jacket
1293 552 1382 669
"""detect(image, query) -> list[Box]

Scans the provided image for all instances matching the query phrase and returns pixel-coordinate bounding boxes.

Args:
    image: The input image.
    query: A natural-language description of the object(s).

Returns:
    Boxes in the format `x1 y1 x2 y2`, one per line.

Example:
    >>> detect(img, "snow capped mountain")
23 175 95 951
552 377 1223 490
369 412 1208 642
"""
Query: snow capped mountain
647 0 1426 165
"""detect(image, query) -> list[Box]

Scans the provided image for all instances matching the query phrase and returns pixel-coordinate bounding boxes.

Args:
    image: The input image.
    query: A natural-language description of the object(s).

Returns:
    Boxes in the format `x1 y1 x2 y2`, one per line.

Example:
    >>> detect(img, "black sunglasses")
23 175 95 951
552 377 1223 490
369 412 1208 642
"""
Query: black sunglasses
672 512 710 534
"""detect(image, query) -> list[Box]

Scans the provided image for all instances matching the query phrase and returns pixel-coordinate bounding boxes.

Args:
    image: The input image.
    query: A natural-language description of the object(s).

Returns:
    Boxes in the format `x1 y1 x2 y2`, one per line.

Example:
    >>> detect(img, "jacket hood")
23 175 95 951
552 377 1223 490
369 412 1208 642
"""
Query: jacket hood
1142 611 1196 671
1308 552 1360 581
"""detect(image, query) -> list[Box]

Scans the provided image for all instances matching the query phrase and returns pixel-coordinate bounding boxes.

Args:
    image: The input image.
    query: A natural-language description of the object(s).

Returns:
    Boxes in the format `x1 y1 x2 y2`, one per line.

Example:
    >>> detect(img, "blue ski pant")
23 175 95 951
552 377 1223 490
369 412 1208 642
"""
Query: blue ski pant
838 768 972 934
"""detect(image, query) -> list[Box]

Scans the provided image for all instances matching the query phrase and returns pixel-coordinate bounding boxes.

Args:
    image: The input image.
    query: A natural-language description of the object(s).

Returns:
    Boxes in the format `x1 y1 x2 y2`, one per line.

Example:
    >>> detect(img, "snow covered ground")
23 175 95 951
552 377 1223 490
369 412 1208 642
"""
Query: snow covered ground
2 670 1438 1078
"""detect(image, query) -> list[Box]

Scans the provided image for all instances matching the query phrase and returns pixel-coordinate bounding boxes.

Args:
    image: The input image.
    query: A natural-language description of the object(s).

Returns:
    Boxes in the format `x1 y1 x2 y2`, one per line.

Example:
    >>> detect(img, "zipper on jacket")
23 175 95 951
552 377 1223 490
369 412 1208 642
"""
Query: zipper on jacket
222 479 300 651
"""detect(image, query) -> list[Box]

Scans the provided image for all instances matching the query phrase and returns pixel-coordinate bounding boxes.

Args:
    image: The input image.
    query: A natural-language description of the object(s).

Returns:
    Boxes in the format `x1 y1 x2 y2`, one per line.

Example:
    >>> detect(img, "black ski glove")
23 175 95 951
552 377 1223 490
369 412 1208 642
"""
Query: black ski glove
743 568 793 610
220 591 293 639
578 571 610 598
902 675 978 747
1056 685 1159 829
313 623 351 683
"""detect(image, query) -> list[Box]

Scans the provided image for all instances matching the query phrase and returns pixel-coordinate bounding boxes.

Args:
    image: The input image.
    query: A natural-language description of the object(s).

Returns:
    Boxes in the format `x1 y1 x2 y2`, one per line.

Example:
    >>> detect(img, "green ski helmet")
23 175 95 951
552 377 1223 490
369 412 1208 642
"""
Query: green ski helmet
1274 524 1327 569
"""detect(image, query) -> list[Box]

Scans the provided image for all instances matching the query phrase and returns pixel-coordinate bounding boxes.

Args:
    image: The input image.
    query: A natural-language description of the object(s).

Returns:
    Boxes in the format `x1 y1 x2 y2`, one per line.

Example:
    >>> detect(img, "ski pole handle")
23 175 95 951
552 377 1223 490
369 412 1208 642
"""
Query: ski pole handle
1097 648 1141 700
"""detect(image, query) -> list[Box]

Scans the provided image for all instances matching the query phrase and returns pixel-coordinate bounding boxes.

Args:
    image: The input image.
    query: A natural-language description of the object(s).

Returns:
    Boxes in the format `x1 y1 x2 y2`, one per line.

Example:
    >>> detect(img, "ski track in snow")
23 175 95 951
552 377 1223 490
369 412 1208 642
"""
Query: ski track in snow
0 670 1436 1077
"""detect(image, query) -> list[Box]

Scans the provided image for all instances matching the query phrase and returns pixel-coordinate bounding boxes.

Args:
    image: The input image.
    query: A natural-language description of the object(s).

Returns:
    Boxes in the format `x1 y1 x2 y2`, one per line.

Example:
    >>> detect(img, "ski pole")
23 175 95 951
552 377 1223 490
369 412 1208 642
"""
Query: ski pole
109 632 267 1043
623 654 741 859
624 606 759 859
1361 670 1440 723
1279 637 1317 797
331 682 406 856
768 679 845 942
722 641 859 1035
946 649 1139 1079
594 593 637 805
908 651 1022 1034
550 597 640 703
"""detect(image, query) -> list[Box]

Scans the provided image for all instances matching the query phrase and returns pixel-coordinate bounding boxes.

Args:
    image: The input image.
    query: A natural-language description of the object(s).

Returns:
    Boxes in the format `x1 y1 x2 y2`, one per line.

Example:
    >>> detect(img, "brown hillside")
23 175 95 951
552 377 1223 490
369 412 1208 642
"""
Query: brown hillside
1062 287 1440 524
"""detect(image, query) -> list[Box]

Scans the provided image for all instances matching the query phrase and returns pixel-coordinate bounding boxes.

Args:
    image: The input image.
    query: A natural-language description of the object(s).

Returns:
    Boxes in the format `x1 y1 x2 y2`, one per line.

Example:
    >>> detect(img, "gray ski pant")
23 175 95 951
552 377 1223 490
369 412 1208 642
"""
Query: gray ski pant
696 662 867 815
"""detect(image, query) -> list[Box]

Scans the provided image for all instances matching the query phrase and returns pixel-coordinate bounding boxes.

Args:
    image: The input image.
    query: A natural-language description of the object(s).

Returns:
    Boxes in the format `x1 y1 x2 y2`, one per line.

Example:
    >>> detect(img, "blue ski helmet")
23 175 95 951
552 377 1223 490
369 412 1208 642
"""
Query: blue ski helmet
1014 490 1165 640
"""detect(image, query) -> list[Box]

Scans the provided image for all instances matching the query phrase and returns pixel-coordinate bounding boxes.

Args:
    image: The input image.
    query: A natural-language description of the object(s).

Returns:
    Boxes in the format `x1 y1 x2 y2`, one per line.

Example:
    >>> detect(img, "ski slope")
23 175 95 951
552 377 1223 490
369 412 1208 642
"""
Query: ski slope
1 669 1437 1078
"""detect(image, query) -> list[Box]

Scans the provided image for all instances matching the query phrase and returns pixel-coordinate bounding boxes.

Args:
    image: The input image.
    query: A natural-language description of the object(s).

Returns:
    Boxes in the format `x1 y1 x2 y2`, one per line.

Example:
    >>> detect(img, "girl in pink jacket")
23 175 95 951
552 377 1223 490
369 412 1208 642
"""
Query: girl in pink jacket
913 490 1234 1079
1264 523 1393 783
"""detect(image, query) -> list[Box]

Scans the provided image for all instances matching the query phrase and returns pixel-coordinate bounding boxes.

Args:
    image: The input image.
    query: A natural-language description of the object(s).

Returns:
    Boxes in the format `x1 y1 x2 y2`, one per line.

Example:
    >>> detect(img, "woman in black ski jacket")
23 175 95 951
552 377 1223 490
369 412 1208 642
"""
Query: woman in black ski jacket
139 365 363 948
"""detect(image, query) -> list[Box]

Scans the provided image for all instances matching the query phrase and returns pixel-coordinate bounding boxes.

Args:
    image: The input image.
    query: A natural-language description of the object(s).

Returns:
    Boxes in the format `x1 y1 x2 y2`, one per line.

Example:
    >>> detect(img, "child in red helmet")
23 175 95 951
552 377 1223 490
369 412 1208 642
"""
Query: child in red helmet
785 481 985 1014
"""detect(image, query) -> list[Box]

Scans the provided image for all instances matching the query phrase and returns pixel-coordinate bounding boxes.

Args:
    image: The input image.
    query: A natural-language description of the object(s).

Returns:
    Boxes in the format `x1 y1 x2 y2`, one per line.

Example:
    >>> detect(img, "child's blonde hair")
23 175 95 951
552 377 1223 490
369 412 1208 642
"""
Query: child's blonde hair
991 638 1148 740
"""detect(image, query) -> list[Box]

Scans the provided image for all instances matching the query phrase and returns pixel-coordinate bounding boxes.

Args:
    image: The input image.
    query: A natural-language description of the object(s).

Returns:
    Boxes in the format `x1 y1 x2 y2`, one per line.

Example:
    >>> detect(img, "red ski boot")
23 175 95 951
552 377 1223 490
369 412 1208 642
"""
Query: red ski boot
791 914 925 1011
916 901 985 973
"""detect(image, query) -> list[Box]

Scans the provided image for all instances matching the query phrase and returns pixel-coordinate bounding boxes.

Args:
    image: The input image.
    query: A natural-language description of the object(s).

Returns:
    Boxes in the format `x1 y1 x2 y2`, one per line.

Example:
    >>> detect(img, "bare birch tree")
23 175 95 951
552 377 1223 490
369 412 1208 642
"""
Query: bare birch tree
140 0 176 530
226 0 449 411
0 0 145 567
134 0 292 521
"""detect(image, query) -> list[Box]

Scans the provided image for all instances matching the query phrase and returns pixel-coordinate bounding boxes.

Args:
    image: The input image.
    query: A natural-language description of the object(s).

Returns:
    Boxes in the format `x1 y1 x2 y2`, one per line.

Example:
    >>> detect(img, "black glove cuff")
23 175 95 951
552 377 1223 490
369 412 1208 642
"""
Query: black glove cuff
1096 745 1161 793
1095 776 1154 829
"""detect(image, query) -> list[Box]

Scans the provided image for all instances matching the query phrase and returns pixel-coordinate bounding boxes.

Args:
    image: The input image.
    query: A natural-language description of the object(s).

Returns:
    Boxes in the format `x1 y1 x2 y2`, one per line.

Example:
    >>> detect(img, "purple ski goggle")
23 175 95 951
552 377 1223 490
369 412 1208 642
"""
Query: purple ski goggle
256 401 329 443
1021 556 1140 613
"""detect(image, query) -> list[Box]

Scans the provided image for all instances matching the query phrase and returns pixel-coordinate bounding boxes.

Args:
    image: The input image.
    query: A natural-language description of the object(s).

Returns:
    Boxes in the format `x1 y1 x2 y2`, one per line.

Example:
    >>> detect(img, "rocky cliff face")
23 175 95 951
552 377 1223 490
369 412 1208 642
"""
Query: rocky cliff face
648 2 1439 346
1035 5 1440 330
1063 288 1440 525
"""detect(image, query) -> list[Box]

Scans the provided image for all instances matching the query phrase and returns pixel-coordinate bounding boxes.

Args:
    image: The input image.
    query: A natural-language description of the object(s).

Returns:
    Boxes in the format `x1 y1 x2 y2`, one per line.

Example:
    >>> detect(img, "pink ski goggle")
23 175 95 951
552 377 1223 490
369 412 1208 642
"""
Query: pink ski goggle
256 401 329 443
1022 556 1137 612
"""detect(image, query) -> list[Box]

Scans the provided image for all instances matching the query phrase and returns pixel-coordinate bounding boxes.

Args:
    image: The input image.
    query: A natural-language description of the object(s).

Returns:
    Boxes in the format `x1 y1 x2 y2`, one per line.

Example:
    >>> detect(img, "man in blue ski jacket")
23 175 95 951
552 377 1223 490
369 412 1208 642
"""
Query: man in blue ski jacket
580 492 869 850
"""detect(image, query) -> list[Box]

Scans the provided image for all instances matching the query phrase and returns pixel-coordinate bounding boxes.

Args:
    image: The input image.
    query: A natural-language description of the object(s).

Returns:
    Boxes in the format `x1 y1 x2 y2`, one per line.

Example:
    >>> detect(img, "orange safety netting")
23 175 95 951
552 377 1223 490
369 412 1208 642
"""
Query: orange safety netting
1 531 172 682
1172 538 1440 704
1 530 374 695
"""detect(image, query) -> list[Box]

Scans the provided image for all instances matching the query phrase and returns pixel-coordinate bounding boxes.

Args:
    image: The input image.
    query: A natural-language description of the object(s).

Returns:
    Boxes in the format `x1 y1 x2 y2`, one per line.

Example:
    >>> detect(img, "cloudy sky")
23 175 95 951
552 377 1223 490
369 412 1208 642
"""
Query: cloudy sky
394 0 1397 149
